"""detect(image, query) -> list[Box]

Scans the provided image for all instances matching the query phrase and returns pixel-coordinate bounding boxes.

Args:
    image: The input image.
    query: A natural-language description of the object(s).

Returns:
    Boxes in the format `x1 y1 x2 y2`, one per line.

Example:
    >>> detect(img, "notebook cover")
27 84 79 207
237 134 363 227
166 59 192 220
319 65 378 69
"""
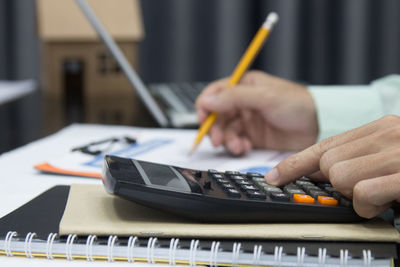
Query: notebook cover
0 186 70 239
60 184 400 243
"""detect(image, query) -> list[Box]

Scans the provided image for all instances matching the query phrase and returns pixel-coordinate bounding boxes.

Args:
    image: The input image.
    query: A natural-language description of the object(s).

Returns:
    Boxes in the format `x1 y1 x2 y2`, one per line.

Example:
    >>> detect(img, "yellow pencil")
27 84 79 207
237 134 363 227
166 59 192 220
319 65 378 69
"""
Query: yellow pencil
190 12 279 154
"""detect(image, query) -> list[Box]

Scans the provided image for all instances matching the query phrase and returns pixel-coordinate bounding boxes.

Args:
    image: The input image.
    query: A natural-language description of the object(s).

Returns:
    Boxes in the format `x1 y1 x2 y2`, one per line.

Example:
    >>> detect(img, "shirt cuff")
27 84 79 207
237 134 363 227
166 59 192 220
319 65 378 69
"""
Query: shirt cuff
308 85 385 141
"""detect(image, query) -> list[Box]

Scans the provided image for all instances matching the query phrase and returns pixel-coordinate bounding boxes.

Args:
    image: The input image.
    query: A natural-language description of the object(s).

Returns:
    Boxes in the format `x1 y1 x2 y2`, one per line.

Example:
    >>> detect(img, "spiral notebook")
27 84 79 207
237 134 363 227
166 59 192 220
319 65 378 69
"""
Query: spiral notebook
0 185 398 266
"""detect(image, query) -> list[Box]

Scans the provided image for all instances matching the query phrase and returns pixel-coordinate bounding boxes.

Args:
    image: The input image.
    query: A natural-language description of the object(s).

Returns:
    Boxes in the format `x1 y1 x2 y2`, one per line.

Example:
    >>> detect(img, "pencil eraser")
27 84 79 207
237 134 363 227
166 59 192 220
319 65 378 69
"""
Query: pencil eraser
264 12 279 29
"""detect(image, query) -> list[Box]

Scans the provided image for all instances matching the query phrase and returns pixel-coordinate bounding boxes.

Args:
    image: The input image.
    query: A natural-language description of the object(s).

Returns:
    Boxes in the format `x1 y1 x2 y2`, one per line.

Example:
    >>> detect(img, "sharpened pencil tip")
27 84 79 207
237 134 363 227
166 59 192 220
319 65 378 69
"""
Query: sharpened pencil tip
189 142 199 155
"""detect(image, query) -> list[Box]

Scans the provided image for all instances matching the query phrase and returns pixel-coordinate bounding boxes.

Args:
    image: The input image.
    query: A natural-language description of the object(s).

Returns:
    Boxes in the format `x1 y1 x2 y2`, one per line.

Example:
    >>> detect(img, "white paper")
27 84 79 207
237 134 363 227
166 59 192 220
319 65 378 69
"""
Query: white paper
44 126 291 176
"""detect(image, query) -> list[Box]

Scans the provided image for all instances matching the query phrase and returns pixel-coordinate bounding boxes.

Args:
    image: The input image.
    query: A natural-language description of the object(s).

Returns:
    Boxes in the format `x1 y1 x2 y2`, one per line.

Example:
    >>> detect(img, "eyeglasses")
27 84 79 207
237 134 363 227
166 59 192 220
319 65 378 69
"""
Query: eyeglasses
71 136 136 156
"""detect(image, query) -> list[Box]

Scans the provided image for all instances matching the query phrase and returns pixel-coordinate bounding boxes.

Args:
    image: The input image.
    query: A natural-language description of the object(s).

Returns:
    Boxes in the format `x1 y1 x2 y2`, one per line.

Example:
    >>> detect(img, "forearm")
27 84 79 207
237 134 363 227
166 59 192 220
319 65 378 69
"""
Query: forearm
308 75 400 141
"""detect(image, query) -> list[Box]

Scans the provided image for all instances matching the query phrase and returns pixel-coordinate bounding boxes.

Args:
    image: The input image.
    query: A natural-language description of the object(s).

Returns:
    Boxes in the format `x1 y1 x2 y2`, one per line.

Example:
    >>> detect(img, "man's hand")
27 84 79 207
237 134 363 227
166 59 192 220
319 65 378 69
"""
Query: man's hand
195 71 318 155
265 115 400 218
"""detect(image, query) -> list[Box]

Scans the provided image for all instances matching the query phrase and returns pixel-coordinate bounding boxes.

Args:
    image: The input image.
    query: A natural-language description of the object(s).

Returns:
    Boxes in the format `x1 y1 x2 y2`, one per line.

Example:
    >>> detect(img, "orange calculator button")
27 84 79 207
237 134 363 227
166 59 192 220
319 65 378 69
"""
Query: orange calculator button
293 194 315 204
317 196 338 206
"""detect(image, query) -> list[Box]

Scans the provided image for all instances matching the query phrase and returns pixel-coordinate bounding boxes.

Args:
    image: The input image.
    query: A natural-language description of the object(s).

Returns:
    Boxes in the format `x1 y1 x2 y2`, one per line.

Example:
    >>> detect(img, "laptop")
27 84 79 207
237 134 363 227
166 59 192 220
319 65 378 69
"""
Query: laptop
76 0 204 128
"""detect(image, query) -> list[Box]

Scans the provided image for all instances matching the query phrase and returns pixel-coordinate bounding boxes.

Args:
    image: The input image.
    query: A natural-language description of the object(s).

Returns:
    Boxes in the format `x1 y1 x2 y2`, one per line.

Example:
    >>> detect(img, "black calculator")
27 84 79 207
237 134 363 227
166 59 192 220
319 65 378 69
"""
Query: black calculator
102 155 362 223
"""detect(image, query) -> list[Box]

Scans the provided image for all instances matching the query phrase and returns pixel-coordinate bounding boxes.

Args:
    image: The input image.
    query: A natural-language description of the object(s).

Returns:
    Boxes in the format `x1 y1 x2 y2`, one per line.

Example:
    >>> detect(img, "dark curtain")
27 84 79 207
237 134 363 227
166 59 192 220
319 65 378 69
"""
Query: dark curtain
0 0 40 153
139 0 400 85
1 0 400 151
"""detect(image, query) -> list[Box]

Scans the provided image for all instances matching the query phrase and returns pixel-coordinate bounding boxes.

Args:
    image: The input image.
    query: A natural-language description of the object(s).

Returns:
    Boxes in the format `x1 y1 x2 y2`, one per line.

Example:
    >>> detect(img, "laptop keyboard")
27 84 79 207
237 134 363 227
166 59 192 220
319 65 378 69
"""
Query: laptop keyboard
149 82 206 112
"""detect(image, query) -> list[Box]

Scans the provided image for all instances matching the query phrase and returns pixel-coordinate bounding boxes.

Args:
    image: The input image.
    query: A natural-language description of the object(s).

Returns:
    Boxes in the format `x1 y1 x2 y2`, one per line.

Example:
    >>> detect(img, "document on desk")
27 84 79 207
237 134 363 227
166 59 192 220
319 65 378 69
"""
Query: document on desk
34 124 292 178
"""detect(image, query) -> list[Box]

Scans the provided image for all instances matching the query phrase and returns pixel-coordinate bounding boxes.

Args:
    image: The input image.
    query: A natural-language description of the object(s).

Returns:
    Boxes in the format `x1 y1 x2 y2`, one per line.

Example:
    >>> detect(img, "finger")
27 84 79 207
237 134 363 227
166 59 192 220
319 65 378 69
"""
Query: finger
352 173 400 218
200 84 271 115
195 78 229 121
223 119 247 155
196 78 229 122
265 118 389 186
209 123 224 147
208 114 231 148
306 171 328 182
318 131 383 178
242 138 253 155
327 149 400 198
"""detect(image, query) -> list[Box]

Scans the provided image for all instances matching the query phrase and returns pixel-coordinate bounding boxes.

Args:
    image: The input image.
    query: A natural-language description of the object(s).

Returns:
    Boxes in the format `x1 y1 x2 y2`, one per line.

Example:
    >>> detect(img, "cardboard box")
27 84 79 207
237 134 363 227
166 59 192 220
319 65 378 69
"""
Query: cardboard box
36 0 145 134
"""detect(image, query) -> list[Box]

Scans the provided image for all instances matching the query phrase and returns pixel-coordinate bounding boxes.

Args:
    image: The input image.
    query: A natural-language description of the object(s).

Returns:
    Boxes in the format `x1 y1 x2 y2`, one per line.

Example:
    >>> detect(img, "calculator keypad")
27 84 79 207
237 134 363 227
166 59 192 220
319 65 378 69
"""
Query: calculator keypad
205 170 352 207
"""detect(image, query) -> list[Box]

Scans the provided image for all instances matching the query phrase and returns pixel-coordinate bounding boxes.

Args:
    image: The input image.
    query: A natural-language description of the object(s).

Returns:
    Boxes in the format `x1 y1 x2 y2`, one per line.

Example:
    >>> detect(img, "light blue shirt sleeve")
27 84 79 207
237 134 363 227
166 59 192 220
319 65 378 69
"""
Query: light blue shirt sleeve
308 75 400 141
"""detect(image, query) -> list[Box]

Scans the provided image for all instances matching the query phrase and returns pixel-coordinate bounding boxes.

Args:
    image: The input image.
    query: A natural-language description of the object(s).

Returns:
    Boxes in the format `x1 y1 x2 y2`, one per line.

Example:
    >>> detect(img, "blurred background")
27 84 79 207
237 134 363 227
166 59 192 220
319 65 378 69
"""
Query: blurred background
0 0 400 153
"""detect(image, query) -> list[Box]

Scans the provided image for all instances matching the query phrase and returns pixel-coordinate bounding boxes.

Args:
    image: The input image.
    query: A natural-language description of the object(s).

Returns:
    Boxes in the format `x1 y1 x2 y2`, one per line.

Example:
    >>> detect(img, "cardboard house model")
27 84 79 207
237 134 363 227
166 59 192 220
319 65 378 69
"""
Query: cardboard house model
36 0 145 134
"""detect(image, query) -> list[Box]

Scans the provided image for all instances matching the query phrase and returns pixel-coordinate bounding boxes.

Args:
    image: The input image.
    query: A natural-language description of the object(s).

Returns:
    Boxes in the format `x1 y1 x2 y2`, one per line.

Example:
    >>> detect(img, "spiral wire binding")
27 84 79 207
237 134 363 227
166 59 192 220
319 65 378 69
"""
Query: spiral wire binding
4 231 17 257
0 232 387 266
107 235 118 262
65 234 77 260
146 237 158 264
297 246 306 266
85 235 97 261
168 238 179 266
274 246 283 266
189 239 199 267
252 244 263 266
168 238 176 265
209 241 220 267
127 236 138 263
45 233 57 259
318 247 327 266
231 242 241 267
363 249 372 267
340 249 349 266
24 232 36 258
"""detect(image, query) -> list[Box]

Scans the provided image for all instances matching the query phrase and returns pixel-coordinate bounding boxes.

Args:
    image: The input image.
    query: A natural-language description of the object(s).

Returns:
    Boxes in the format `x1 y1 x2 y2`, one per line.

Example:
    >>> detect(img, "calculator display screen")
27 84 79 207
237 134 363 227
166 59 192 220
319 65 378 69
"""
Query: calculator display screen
138 161 190 192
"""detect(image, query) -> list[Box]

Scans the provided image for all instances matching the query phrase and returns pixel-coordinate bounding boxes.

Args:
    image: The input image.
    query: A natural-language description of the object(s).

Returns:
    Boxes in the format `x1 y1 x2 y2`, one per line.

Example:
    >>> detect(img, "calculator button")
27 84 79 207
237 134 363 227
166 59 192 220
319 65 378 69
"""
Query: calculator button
324 187 338 195
246 190 266 199
251 177 266 183
215 178 228 184
235 180 252 186
302 185 321 193
254 180 267 187
226 188 241 198
212 173 224 179
317 183 333 189
208 169 219 174
246 172 263 178
317 196 338 206
270 192 290 202
284 188 305 196
295 180 314 186
293 194 315 204
225 171 241 176
284 183 299 189
262 185 283 194
240 185 258 191
339 197 352 207
230 175 245 181
298 176 311 181
308 189 330 199
221 184 235 190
